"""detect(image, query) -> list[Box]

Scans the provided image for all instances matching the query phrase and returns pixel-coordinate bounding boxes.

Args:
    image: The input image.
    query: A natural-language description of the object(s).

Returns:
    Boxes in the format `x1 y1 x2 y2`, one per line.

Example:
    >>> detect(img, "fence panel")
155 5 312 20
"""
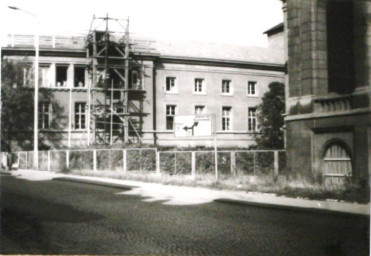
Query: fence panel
18 152 28 169
141 149 157 172
159 152 176 174
255 151 274 175
50 151 66 171
217 152 232 176
126 149 141 171
195 151 215 174
96 149 123 171
28 151 35 169
38 151 49 171
235 151 254 175
278 151 287 174
69 150 94 171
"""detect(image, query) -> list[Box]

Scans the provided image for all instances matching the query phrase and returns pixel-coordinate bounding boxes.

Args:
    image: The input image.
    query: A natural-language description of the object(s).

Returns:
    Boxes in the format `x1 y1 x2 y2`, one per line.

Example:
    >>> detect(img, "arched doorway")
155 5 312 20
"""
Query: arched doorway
323 142 352 186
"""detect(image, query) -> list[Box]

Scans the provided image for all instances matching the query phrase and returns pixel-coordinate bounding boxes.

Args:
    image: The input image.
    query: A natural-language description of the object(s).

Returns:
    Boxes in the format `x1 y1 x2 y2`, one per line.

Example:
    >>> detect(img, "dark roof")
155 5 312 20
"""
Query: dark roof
263 23 284 36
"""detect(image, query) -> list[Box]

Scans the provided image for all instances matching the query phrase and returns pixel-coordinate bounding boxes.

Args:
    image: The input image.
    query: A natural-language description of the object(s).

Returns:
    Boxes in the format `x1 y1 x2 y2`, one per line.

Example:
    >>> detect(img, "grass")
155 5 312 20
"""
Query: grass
64 169 370 204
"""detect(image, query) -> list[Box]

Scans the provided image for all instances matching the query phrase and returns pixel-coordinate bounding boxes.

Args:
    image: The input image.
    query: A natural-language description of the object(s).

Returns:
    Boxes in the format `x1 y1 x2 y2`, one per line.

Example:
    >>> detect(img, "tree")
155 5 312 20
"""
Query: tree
1 59 65 154
254 82 285 149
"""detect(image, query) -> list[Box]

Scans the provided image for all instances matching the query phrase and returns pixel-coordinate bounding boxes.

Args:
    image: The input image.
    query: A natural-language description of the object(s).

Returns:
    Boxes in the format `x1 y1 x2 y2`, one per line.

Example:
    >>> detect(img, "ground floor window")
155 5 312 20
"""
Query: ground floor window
38 102 51 129
195 105 206 115
248 107 257 132
75 102 86 129
166 105 176 130
222 106 232 131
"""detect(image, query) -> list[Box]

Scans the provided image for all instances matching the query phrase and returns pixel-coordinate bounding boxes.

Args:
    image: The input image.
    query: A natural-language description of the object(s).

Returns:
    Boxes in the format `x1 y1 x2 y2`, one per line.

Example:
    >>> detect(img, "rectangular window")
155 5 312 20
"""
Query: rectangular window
56 66 68 87
38 102 51 129
166 105 176 130
194 78 205 93
165 77 177 92
247 81 258 96
40 65 51 87
131 70 140 89
75 102 86 129
74 66 85 87
248 107 257 132
222 106 232 131
194 105 206 115
222 79 232 94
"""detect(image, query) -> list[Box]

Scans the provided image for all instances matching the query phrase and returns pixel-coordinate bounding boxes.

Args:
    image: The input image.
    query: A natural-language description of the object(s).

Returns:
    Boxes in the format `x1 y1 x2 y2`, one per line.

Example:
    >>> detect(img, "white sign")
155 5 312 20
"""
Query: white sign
174 115 212 137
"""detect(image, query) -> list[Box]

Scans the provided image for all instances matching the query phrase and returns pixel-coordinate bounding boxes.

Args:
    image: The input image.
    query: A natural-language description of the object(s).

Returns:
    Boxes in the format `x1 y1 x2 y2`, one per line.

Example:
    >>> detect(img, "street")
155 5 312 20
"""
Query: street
1 174 369 255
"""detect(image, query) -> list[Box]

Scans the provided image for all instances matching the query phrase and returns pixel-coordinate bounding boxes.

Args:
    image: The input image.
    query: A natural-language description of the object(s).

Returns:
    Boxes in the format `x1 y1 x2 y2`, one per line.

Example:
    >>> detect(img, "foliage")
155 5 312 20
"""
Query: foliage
1 59 65 152
254 82 285 149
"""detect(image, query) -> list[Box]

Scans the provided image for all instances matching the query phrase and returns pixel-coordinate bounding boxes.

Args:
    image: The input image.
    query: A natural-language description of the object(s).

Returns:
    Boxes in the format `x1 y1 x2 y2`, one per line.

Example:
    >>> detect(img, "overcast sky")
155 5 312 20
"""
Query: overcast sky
1 0 283 47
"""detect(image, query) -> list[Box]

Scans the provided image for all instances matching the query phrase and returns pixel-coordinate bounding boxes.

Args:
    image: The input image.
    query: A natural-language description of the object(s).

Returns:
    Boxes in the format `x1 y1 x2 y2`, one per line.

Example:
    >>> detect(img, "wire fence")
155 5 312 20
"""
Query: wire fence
5 148 286 178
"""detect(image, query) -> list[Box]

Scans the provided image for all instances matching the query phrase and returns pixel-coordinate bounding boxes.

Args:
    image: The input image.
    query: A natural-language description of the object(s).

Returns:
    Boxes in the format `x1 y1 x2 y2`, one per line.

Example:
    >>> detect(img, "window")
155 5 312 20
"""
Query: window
166 105 176 130
222 106 232 131
248 107 257 132
56 66 68 87
247 81 258 96
75 103 86 129
165 77 177 92
131 70 140 89
40 65 51 87
195 105 206 115
74 66 85 87
38 102 51 129
222 79 232 94
194 78 205 94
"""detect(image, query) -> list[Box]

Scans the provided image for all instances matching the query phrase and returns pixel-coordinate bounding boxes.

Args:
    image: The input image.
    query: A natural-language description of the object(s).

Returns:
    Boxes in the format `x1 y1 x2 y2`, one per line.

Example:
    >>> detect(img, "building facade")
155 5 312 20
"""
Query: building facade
2 28 284 149
282 0 371 185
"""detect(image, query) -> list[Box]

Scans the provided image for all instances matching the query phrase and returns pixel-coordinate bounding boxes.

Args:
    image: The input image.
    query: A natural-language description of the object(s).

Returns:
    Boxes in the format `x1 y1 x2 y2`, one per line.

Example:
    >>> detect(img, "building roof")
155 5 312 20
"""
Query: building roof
4 33 284 65
152 40 284 64
263 23 284 36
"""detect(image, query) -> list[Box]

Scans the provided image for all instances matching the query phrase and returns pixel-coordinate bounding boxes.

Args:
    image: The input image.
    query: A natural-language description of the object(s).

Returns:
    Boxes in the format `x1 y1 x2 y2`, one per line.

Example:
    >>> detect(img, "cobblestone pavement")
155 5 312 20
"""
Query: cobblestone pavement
1 174 369 255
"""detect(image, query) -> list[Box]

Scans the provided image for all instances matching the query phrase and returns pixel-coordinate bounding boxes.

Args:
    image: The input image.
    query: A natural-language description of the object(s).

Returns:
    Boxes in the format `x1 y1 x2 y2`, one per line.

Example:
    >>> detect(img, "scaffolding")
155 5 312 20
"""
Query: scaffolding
86 14 145 145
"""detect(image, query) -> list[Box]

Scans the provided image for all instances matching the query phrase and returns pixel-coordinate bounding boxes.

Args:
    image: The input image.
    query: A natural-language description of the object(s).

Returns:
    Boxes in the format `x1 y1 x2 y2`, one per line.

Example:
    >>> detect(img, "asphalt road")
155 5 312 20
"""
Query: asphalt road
1 174 369 255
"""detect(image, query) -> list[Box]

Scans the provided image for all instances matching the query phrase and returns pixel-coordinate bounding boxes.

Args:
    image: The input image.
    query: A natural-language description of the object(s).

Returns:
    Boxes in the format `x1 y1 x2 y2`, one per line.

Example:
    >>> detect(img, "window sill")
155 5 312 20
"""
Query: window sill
221 93 234 97
165 91 179 94
193 92 207 96
247 94 259 98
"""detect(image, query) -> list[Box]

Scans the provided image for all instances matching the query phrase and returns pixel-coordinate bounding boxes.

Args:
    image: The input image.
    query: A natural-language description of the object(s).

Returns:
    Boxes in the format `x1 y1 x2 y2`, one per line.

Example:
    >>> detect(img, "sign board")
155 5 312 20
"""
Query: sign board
174 115 212 137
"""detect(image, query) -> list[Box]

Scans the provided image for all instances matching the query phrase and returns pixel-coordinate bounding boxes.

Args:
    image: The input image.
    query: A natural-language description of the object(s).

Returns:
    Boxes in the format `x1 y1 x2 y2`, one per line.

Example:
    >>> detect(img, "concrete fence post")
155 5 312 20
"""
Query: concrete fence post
47 151 51 172
93 150 97 171
274 151 279 178
191 152 196 179
253 151 256 176
123 149 127 174
156 152 160 174
231 151 236 176
174 152 177 174
66 150 70 168
26 152 28 169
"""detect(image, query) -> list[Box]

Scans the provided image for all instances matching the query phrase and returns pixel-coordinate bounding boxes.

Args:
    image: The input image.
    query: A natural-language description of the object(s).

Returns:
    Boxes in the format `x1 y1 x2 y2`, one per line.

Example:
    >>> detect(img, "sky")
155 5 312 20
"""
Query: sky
0 0 283 47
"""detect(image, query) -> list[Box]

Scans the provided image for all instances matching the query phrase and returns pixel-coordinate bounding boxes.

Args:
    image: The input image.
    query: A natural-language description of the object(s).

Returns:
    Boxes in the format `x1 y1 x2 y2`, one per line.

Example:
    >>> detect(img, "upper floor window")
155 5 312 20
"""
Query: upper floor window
74 66 85 87
247 81 258 96
38 102 51 129
194 78 205 94
56 65 68 87
248 107 257 132
221 79 232 95
75 102 86 129
195 105 206 115
131 70 141 89
222 106 232 131
166 105 176 130
165 77 177 93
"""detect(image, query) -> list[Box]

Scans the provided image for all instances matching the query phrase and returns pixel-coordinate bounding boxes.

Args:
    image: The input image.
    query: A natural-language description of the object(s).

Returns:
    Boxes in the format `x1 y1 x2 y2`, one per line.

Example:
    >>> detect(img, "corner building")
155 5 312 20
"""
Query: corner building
282 0 371 185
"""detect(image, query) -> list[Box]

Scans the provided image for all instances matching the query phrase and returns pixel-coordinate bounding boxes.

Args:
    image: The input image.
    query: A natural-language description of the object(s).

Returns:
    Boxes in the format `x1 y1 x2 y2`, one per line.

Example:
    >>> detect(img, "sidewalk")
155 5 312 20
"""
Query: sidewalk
5 169 370 216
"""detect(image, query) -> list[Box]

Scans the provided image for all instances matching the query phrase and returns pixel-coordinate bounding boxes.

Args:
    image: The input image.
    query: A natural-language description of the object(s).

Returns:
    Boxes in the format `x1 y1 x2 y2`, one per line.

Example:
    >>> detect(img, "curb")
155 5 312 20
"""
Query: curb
215 199 369 217
53 176 369 217
53 177 137 190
